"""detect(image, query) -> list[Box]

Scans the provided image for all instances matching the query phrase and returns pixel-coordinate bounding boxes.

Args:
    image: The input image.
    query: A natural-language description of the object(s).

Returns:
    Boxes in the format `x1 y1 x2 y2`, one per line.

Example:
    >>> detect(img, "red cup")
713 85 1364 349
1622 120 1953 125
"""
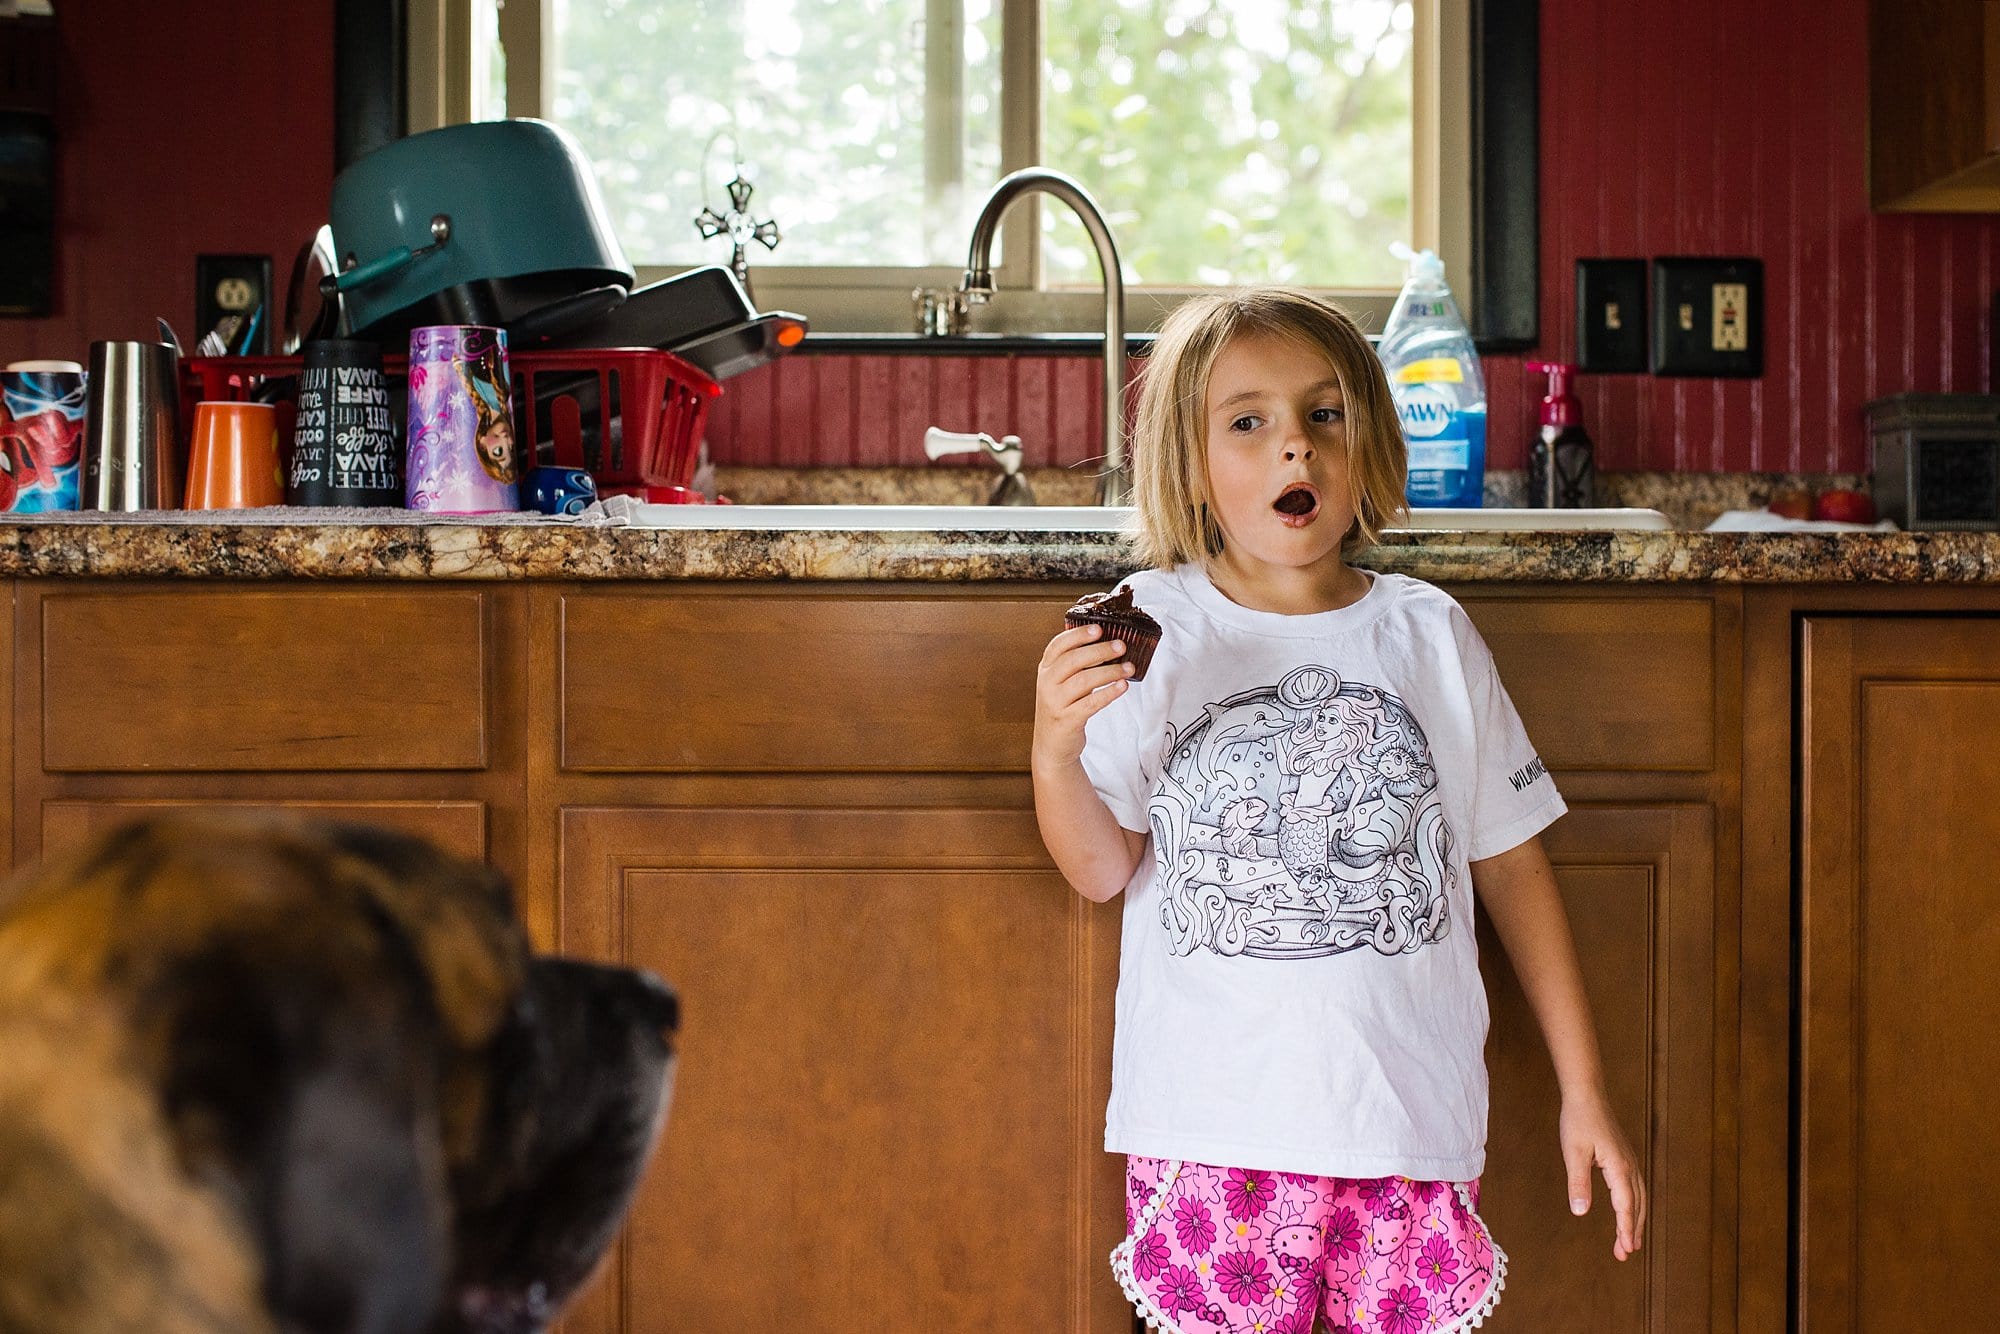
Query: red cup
638 483 706 504
184 401 284 509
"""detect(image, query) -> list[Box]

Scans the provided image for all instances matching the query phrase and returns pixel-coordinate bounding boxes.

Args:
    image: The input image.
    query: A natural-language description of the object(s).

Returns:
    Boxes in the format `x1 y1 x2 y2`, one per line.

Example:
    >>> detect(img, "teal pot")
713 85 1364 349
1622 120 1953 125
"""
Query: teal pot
328 119 634 341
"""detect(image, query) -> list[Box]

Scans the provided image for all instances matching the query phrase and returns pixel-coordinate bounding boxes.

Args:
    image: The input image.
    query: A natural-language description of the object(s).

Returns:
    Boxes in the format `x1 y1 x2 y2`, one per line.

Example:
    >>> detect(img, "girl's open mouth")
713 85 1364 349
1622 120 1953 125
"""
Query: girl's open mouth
1272 484 1320 526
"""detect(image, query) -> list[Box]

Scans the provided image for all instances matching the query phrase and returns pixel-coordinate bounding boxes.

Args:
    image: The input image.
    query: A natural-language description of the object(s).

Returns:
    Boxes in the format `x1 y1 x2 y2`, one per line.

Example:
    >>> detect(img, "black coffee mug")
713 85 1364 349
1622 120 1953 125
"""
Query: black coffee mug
288 339 401 505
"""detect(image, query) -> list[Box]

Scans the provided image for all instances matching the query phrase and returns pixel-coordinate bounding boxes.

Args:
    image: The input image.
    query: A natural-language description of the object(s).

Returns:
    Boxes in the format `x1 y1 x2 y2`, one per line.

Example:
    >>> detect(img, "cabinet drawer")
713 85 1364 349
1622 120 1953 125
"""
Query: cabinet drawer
41 799 487 862
560 592 1052 771
42 591 488 772
1463 595 1714 771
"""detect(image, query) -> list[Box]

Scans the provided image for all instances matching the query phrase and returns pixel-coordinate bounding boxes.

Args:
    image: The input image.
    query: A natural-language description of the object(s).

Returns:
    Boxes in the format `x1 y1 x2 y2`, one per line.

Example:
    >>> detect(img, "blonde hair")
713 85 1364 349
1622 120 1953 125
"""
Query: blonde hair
1127 288 1407 569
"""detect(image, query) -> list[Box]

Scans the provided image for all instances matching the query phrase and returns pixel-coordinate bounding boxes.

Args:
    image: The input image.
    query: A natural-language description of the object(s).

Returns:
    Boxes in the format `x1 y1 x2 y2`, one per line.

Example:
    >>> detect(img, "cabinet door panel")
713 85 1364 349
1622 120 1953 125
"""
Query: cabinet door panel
1798 617 2000 1334
555 806 1127 1334
1480 804 1715 1333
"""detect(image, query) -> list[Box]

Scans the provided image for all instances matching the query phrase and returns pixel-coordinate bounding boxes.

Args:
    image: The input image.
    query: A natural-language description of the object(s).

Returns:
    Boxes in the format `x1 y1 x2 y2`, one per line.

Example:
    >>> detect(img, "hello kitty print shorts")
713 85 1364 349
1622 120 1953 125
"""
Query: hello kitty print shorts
1112 1156 1506 1334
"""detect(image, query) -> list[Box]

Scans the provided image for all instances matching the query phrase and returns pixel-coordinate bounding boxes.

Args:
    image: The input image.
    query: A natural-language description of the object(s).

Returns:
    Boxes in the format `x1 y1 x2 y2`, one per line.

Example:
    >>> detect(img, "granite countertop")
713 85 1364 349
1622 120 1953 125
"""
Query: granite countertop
1 514 1998 582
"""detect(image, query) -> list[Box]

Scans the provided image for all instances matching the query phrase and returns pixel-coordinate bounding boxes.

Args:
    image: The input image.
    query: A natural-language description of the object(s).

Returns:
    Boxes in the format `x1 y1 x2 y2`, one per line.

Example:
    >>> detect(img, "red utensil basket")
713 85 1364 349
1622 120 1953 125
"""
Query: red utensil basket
182 347 722 495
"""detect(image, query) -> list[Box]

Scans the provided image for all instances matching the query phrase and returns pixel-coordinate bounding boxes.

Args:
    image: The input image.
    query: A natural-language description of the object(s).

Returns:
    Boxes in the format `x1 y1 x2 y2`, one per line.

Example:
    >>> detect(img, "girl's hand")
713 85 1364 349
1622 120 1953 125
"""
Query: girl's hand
1560 1089 1647 1261
1033 624 1133 768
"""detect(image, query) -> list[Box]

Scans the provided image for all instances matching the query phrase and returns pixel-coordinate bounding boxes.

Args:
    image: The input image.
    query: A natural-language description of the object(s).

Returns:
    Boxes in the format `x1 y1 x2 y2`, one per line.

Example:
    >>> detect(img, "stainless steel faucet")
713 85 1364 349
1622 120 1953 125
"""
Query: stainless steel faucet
959 169 1130 506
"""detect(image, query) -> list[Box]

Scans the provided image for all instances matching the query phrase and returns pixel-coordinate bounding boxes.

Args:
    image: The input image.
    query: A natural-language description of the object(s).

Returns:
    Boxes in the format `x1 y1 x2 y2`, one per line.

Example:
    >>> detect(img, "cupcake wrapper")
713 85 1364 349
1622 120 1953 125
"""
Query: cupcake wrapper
1066 615 1160 681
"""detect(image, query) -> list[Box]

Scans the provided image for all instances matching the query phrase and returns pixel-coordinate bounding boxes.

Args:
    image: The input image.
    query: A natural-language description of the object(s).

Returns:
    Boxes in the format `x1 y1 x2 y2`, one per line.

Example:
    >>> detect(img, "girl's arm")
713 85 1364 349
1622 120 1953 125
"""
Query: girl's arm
1471 834 1648 1262
1033 623 1149 902
1033 759 1149 902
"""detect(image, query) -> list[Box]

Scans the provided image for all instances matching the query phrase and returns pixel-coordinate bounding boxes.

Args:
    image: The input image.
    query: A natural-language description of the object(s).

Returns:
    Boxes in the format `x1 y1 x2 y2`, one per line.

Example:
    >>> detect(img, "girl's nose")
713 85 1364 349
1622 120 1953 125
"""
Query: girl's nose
1282 437 1315 463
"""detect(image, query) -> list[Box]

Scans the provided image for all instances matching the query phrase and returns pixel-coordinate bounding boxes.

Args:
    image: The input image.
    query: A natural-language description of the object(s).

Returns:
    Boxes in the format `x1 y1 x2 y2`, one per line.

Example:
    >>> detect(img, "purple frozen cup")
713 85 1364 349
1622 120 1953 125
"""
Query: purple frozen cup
405 324 520 513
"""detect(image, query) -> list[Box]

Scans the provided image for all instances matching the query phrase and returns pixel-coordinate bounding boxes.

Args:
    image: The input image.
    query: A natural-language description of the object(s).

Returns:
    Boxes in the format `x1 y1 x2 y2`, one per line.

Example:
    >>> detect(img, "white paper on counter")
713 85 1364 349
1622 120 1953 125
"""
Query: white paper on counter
1705 510 1902 533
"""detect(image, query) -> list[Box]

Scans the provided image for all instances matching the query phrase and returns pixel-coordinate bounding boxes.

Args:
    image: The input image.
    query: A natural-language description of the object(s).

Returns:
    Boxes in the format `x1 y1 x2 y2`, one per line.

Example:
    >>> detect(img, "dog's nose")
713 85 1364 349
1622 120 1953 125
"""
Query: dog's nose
617 968 679 1036
539 958 678 1036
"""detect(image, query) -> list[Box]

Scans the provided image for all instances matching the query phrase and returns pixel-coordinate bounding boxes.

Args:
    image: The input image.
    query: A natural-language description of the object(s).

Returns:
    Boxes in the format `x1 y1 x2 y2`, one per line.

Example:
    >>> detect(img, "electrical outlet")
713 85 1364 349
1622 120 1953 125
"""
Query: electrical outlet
1651 256 1763 377
1575 258 1648 373
195 254 273 355
1713 282 1748 351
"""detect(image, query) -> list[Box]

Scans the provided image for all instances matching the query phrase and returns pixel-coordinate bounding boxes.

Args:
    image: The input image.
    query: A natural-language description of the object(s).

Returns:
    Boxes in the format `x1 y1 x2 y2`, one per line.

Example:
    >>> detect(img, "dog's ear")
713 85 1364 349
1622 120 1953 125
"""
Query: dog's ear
316 822 529 1053
130 821 465 1334
159 935 450 1334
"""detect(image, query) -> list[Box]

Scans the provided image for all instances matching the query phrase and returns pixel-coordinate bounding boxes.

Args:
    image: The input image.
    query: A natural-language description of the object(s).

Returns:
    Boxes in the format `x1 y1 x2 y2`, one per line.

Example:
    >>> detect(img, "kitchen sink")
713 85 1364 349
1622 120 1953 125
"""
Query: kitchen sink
621 504 1675 532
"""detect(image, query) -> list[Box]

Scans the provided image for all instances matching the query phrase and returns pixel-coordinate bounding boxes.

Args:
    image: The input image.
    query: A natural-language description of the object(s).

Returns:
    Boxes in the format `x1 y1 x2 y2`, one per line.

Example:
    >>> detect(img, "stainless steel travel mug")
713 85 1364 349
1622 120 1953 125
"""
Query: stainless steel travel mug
82 340 181 511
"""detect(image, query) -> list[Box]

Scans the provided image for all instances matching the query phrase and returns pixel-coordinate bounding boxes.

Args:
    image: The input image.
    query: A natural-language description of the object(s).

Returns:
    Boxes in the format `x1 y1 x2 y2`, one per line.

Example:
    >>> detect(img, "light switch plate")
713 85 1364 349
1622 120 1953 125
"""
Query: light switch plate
1575 258 1648 373
1651 256 1763 377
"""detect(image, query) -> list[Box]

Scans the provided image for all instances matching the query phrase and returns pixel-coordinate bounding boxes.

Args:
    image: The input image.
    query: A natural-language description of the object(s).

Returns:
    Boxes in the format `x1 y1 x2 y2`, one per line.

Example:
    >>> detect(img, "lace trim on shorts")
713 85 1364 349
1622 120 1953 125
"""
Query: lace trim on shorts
1109 1158 1189 1332
1437 1182 1508 1333
1109 1170 1510 1334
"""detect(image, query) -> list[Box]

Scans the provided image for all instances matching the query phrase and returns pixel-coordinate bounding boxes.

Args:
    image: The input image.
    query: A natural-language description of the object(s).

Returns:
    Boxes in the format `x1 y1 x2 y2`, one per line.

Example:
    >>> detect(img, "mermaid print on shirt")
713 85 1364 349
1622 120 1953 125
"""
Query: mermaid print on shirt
1148 664 1454 960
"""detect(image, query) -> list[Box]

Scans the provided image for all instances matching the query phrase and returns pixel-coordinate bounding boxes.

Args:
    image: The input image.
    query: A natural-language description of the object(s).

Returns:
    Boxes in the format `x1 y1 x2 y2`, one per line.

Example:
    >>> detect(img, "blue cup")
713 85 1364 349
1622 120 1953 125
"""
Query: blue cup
525 465 597 516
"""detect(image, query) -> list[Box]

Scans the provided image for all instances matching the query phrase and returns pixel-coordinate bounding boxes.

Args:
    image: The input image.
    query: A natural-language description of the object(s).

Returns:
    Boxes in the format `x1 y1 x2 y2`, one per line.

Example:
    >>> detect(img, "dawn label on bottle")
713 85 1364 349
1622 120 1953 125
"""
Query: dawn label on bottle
1408 439 1471 471
1395 383 1458 439
1395 382 1487 507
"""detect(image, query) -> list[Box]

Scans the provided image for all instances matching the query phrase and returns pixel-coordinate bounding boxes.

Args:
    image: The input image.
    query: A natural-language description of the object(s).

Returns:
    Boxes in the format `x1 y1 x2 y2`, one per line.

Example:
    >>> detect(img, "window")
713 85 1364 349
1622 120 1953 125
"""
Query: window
409 0 1471 333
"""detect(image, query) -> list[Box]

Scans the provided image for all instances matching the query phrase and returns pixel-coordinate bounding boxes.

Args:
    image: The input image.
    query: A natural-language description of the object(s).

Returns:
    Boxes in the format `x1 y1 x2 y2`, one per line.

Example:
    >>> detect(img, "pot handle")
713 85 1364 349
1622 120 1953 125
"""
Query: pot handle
324 214 453 294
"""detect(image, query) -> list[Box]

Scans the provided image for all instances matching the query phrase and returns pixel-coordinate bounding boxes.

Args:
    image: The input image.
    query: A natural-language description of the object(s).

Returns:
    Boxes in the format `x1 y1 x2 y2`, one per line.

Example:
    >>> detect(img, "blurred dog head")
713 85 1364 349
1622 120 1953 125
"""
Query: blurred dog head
0 814 676 1334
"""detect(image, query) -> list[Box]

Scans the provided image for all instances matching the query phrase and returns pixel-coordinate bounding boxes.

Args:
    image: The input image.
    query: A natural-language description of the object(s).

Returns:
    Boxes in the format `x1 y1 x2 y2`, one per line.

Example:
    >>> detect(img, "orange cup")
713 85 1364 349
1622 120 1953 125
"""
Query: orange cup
184 401 284 509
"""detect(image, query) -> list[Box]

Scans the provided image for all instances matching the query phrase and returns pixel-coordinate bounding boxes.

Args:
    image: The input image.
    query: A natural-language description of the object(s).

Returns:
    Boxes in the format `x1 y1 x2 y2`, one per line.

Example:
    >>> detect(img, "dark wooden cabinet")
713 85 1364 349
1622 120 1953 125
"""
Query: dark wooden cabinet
535 587 1732 1334
1794 616 2000 1333
1869 0 2000 210
21 575 2000 1334
1481 804 1718 1333
553 805 1127 1334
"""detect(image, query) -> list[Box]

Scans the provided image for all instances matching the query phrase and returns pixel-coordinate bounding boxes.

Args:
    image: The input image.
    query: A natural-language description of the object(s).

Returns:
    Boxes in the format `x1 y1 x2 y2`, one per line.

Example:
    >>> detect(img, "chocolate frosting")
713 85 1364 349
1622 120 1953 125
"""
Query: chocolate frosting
1067 584 1160 630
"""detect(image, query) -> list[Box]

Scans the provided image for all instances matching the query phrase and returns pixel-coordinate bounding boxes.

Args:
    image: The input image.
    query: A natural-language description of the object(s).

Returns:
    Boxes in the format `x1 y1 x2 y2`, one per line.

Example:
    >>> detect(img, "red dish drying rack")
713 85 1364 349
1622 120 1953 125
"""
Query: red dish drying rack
181 347 722 495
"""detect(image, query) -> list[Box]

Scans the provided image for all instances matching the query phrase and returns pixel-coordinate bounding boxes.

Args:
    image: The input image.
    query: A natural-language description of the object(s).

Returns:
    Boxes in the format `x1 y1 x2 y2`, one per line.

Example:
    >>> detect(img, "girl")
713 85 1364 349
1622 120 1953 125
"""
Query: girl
1032 289 1645 1333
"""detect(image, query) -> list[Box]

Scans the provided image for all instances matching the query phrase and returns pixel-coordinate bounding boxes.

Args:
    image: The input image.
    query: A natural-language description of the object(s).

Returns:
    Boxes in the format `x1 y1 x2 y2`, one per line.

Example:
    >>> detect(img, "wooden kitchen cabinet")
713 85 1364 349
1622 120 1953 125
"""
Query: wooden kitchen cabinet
1793 616 2000 1334
1869 0 2000 210
9 581 532 882
539 586 1729 1334
4 578 1738 1333
1481 804 1717 1334
552 805 1128 1334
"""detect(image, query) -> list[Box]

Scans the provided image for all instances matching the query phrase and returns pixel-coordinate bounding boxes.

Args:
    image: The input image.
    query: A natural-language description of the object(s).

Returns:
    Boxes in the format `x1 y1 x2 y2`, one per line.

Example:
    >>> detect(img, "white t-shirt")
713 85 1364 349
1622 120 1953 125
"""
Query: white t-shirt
1080 564 1565 1181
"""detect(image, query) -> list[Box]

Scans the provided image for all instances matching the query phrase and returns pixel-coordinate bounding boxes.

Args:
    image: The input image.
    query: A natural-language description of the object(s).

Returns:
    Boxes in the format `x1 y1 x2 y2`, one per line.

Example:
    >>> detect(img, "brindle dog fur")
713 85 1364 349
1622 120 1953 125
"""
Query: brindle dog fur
0 814 677 1334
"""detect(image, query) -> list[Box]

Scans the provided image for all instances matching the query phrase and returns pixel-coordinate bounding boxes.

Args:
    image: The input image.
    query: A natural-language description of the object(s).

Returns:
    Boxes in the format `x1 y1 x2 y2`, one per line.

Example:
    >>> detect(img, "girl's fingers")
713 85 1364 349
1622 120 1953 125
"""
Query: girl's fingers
1604 1158 1639 1258
1563 1142 1593 1218
1053 640 1127 681
1634 1171 1648 1251
1041 622 1109 666
1071 676 1129 718
1041 642 1127 699
1056 660 1136 707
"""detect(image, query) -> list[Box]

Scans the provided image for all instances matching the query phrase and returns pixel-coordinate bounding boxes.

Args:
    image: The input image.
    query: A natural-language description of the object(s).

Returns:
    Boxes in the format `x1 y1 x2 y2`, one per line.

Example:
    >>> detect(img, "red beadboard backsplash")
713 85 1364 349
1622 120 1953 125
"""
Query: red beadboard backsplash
0 2 334 365
709 0 2000 476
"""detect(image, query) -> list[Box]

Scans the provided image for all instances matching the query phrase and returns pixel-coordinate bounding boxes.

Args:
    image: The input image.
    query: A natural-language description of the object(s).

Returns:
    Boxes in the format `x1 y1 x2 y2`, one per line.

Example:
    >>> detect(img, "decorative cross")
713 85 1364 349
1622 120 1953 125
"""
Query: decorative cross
695 172 781 298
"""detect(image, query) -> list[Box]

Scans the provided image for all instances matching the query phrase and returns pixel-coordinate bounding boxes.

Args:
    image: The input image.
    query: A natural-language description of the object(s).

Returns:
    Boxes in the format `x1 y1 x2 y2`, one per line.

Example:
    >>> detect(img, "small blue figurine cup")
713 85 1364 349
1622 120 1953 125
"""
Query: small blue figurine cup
525 465 598 516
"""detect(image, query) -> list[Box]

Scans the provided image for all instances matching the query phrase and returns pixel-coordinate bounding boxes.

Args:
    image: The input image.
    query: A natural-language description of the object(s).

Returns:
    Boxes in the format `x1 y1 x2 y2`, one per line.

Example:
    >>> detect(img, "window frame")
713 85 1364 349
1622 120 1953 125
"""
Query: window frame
343 0 1535 347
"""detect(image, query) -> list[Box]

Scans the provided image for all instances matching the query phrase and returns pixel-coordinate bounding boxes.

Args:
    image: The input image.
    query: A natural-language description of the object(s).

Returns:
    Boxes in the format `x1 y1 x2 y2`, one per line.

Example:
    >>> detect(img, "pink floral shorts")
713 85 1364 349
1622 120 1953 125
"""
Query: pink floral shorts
1112 1156 1506 1334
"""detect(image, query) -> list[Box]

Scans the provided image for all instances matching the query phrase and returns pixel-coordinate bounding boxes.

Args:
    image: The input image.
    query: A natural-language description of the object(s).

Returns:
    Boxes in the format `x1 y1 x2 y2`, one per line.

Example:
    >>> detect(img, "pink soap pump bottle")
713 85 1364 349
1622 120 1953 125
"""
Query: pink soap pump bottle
1526 361 1595 508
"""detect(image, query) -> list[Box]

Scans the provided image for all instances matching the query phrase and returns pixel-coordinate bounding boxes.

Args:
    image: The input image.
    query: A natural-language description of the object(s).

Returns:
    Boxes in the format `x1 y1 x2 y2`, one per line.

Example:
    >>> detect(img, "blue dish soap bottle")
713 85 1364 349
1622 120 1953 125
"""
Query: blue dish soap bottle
1378 249 1486 508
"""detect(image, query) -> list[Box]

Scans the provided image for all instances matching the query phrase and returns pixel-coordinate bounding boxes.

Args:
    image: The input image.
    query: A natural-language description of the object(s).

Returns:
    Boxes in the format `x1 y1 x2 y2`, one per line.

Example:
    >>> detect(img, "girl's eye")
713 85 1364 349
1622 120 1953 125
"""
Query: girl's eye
1311 406 1346 424
1230 415 1262 433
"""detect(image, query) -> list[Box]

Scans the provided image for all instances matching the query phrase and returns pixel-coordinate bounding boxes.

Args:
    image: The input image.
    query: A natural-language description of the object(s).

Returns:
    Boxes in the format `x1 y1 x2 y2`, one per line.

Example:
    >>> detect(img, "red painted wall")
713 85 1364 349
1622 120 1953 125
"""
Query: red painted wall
0 1 335 364
711 0 2000 475
1505 0 1999 474
20 0 1986 476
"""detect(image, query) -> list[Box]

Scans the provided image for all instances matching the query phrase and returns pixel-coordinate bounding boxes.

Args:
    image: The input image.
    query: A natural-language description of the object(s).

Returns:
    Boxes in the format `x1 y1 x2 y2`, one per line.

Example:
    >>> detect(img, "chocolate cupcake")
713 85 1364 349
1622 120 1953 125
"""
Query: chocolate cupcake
1065 585 1163 681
